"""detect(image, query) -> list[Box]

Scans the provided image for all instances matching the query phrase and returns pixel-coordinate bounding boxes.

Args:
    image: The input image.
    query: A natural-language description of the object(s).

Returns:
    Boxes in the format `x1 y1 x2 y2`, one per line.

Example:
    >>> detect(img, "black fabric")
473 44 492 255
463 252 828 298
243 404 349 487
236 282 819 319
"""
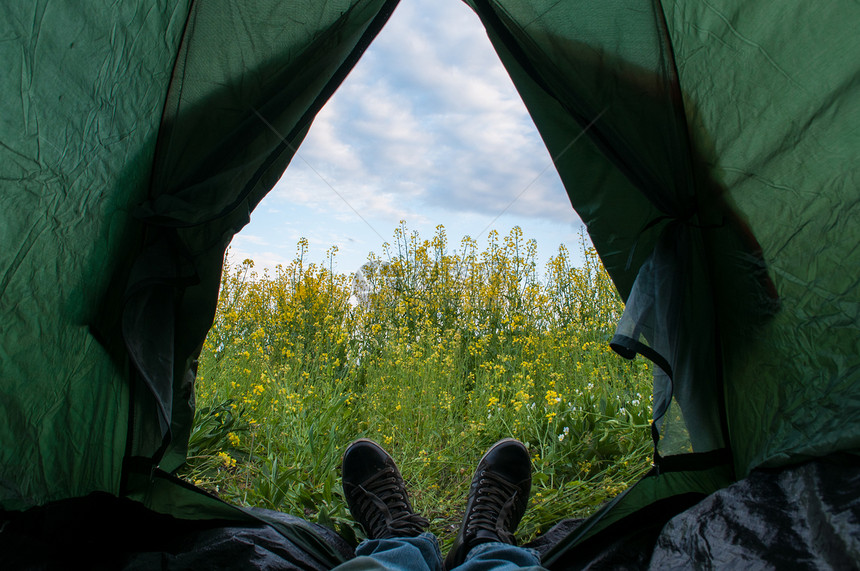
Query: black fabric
538 493 707 570
0 492 353 570
532 454 860 570
525 518 584 556
649 454 860 569
653 449 731 475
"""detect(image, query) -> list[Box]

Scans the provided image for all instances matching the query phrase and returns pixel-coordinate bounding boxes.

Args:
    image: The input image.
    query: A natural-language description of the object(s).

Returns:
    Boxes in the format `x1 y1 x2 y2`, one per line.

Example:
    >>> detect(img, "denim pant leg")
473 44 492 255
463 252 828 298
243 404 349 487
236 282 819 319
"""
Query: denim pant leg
331 532 444 571
455 541 546 571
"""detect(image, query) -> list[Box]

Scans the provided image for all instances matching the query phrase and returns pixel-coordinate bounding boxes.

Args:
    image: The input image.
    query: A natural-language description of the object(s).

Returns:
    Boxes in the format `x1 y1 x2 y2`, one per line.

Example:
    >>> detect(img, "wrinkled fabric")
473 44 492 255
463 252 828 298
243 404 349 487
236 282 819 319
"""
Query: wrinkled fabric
649 456 860 569
0 492 354 570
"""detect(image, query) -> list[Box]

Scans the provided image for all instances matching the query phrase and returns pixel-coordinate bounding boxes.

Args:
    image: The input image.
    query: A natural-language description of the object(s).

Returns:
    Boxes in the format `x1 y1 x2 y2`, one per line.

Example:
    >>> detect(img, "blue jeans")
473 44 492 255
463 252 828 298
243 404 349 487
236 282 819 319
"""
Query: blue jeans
331 532 546 571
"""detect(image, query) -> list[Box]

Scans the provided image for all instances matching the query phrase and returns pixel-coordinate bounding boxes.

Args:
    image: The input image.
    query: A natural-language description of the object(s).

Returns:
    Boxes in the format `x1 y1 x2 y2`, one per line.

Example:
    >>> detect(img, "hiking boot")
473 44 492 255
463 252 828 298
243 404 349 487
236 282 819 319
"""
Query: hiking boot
444 438 532 569
342 439 429 539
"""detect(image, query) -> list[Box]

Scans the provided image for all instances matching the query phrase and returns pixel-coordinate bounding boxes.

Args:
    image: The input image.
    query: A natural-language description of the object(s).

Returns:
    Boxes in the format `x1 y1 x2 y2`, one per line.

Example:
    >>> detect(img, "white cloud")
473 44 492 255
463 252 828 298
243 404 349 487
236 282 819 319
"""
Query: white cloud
231 233 270 247
303 108 364 175
226 247 292 276
244 0 584 274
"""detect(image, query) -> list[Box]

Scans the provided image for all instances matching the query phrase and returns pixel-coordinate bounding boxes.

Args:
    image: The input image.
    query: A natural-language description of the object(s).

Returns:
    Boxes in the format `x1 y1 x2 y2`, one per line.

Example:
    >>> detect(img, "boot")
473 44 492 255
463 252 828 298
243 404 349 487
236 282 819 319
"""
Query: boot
342 439 430 539
444 438 532 569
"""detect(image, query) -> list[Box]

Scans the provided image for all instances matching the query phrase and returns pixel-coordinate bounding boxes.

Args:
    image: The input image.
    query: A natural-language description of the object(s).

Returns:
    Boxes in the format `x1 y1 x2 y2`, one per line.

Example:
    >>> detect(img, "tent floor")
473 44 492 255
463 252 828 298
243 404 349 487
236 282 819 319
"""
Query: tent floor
3 454 858 570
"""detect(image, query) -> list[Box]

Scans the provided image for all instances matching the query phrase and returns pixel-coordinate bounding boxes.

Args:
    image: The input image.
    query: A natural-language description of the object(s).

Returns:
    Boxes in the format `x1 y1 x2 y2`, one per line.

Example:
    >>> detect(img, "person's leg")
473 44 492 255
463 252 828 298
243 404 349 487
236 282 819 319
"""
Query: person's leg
444 439 546 570
336 439 439 571
333 532 444 571
453 541 544 571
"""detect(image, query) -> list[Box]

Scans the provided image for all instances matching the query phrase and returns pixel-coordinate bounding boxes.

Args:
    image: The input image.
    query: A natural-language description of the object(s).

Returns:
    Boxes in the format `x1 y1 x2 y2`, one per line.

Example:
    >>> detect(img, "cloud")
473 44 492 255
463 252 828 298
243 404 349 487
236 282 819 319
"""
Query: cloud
231 233 271 247
269 0 580 247
226 246 291 275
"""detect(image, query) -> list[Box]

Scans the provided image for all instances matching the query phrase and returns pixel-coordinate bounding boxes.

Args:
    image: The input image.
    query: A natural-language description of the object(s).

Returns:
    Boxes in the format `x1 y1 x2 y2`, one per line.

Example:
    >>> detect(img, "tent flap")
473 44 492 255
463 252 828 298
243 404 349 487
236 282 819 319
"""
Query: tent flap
120 0 401 473
0 0 192 510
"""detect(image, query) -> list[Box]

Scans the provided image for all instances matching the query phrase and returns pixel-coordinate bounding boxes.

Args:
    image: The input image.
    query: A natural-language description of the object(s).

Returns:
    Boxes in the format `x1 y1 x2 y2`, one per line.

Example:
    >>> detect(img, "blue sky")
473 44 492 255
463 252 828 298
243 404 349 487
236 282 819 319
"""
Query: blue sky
230 0 588 276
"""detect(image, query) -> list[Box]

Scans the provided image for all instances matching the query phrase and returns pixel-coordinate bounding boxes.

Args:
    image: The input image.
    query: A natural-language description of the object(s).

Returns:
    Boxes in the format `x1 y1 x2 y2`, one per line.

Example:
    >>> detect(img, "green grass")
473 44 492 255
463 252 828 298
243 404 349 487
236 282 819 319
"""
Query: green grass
179 225 653 551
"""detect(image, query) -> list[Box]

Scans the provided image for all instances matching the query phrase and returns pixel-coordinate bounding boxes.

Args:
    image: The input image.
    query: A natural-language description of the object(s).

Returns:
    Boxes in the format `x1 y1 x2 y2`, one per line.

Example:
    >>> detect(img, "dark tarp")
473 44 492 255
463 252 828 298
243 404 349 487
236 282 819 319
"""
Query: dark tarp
532 454 860 569
1 490 353 570
649 454 860 569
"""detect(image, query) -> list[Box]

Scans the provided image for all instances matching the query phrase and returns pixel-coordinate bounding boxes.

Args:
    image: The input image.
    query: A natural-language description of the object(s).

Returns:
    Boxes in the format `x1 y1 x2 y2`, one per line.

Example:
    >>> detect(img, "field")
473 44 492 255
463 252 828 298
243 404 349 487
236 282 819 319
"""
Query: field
180 224 653 549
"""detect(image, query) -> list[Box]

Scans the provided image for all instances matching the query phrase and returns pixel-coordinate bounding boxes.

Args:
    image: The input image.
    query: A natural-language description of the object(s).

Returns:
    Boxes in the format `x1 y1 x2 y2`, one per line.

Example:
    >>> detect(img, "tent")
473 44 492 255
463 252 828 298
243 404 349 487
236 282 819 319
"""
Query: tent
2 0 858 568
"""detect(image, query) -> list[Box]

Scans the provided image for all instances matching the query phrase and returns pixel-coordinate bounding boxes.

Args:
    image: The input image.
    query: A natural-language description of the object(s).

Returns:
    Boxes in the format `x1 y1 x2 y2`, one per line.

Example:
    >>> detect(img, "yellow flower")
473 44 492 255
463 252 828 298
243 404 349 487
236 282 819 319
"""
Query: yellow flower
544 389 561 406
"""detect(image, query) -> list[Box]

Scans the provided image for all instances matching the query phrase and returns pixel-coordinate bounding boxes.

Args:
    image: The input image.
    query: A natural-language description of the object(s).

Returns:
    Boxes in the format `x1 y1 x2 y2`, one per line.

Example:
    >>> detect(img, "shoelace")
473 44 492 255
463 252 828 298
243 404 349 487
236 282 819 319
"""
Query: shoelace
354 467 429 538
465 470 519 543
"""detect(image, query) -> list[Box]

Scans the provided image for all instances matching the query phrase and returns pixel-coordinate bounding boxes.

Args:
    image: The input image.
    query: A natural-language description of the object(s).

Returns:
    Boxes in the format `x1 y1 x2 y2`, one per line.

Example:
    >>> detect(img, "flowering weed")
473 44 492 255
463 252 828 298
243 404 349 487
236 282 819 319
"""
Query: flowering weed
181 225 652 548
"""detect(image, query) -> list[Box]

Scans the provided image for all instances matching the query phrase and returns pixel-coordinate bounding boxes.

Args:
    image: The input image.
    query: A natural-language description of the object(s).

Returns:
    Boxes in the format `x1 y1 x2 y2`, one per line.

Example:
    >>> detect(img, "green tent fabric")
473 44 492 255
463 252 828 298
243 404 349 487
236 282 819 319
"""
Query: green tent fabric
1 0 859 567
664 1 860 475
1 0 399 512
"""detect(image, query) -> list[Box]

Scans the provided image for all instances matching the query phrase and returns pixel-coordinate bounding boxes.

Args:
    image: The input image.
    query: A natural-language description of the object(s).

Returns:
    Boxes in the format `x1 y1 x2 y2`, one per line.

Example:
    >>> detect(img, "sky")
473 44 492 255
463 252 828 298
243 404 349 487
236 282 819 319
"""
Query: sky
229 0 589 277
